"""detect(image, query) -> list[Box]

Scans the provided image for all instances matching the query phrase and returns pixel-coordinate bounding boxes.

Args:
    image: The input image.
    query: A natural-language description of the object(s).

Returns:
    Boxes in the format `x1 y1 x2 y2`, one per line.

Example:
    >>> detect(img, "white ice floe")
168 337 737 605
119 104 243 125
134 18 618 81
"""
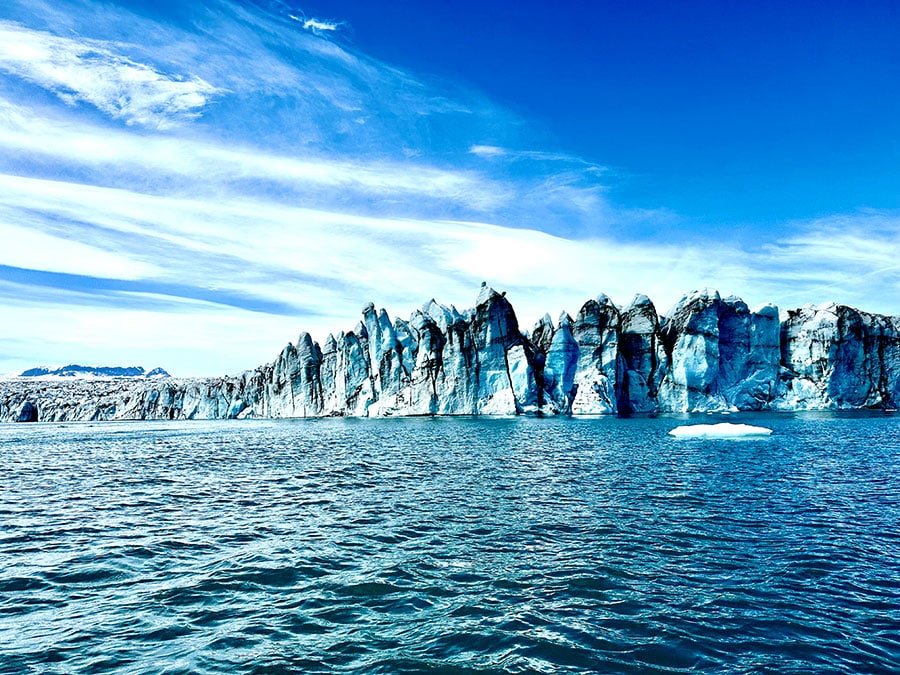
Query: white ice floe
668 422 773 438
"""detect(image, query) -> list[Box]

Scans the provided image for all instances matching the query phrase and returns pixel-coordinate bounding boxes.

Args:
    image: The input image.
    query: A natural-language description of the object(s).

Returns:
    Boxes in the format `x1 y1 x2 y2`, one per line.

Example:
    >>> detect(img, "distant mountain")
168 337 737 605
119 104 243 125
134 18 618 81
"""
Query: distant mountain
19 365 170 379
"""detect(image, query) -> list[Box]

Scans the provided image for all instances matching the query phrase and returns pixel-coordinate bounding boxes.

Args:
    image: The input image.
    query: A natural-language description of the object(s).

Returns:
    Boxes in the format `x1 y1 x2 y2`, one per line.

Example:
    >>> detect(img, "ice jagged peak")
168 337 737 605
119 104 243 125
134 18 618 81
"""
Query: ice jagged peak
662 288 721 321
529 314 556 350
476 282 502 307
424 299 455 329
753 303 779 318
456 306 473 324
296 332 317 351
628 293 653 308
685 288 720 304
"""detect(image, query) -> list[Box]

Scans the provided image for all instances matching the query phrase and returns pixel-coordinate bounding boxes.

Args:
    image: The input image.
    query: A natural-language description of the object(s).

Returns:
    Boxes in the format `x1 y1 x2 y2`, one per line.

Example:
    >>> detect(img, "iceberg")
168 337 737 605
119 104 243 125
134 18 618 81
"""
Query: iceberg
668 423 773 438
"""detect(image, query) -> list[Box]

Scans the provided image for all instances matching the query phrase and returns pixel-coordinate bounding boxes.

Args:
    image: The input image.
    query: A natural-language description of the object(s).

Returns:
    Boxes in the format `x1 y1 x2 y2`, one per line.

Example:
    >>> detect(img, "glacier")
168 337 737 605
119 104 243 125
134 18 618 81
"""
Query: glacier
2 284 899 422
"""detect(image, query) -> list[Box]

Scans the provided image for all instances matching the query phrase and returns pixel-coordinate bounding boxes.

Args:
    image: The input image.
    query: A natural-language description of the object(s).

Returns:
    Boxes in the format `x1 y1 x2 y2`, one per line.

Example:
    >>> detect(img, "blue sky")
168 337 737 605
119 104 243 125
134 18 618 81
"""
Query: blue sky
0 0 898 375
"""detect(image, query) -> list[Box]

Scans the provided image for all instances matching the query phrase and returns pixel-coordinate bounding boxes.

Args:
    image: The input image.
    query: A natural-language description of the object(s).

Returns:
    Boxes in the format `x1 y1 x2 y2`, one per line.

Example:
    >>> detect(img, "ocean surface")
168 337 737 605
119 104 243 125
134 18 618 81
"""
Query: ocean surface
1 413 899 674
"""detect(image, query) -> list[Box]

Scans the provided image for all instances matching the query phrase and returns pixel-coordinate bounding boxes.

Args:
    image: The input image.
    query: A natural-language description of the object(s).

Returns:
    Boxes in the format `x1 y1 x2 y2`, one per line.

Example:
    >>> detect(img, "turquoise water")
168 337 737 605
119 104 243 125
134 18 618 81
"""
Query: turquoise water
1 413 899 674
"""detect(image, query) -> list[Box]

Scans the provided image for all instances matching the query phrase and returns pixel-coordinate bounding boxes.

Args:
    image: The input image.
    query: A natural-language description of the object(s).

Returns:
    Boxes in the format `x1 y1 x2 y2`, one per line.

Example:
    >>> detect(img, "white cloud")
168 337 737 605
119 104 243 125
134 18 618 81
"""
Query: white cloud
0 98 508 211
286 13 341 34
748 212 900 310
0 297 307 377
469 144 604 168
2 171 899 375
0 20 219 127
0 218 159 279
469 145 507 157
0 3 612 231
302 18 340 34
0 0 894 378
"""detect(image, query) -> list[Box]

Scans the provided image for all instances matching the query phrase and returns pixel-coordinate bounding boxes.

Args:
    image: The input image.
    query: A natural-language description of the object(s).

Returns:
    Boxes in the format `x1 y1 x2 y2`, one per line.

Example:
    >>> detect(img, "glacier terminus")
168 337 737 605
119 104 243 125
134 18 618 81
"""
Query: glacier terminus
2 284 899 422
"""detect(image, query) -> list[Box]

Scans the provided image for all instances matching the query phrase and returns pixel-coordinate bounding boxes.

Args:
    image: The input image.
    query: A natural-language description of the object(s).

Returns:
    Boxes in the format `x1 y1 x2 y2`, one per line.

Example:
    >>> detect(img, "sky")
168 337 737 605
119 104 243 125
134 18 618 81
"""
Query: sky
0 0 898 376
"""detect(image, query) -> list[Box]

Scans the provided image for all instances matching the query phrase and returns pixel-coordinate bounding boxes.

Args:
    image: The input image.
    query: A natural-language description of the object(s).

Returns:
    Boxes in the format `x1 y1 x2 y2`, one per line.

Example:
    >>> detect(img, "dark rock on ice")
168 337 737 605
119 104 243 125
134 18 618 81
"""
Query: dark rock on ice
16 401 38 422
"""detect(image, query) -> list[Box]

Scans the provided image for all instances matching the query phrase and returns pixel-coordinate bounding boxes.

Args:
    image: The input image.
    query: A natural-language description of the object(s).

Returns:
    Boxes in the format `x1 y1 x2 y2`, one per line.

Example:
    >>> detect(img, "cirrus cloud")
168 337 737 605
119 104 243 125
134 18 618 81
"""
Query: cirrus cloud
0 0 894 379
0 20 220 128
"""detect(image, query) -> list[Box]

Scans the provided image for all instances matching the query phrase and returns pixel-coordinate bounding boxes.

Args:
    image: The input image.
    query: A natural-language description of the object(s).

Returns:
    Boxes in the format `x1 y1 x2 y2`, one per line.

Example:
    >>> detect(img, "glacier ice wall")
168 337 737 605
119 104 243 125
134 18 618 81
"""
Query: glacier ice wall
3 284 899 422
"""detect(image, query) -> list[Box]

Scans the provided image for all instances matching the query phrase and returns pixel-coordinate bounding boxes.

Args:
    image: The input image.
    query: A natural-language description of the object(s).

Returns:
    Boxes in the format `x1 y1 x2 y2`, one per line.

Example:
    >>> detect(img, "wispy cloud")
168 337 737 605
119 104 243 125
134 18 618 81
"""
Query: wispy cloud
0 96 506 212
3 170 897 374
469 144 607 168
293 16 342 34
0 0 893 377
0 1 620 232
0 217 158 280
749 212 900 310
469 145 507 158
0 20 219 128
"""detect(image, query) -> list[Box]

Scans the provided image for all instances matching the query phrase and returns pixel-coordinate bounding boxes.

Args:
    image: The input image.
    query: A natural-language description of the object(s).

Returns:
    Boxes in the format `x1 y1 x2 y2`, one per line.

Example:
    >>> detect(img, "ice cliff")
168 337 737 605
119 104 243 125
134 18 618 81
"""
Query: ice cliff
3 285 899 422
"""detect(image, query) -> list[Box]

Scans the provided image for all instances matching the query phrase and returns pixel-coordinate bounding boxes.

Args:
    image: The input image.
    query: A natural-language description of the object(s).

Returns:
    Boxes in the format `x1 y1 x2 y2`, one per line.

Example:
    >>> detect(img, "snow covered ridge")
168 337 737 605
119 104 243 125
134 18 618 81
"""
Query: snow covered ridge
2 285 900 422
18 365 170 379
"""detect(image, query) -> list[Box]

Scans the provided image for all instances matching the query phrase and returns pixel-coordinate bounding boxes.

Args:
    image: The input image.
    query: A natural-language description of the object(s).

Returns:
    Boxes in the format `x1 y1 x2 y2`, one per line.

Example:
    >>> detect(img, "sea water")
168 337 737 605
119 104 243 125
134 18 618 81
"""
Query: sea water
1 413 898 674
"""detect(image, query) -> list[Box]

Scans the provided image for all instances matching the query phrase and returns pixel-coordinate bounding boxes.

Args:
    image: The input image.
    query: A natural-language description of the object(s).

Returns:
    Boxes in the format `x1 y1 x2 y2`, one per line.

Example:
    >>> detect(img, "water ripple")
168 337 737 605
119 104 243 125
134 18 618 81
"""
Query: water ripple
1 413 899 673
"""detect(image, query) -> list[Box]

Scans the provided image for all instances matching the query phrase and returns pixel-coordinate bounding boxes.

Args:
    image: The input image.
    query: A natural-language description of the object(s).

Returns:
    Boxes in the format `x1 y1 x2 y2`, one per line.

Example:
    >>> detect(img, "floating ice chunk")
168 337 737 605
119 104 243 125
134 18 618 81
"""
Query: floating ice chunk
668 422 773 438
